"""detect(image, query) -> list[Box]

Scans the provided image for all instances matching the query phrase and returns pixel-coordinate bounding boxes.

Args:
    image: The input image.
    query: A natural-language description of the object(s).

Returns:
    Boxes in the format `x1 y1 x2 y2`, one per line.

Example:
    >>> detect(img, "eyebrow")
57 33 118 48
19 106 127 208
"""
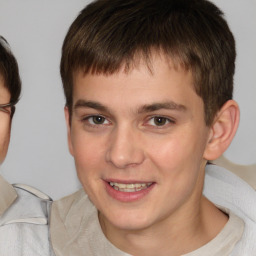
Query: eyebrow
74 100 108 112
137 102 187 113
74 99 186 114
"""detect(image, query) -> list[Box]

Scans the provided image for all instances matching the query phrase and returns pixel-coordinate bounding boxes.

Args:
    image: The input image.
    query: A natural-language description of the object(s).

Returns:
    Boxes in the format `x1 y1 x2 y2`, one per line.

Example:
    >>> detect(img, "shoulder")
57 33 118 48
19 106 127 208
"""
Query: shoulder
0 184 54 255
51 189 87 217
204 164 256 254
50 189 99 256
204 164 256 218
0 183 52 226
51 188 95 227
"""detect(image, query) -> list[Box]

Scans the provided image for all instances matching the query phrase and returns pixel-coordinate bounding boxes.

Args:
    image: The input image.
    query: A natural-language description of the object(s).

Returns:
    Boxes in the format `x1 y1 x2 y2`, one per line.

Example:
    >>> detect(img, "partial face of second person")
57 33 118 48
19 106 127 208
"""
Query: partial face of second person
65 53 212 232
0 77 11 164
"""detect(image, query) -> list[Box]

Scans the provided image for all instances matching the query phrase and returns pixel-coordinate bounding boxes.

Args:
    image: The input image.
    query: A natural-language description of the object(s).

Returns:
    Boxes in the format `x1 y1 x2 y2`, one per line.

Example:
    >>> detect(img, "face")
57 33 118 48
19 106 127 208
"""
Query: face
66 55 211 232
0 78 11 164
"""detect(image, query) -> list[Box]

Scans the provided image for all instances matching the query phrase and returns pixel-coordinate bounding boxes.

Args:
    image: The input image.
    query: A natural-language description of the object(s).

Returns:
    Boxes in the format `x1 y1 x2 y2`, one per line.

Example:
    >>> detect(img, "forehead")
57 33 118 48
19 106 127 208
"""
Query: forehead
74 52 194 89
74 49 194 83
72 54 203 115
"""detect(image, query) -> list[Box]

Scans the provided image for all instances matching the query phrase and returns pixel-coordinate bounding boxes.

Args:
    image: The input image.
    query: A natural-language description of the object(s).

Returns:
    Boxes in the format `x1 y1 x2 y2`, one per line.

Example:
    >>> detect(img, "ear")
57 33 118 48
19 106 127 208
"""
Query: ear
64 106 74 156
204 100 240 161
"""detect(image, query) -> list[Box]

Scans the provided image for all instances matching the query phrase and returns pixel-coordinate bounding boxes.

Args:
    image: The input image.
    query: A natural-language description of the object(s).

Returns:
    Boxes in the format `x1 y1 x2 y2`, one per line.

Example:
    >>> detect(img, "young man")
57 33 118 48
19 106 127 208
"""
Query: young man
0 36 54 255
50 0 256 255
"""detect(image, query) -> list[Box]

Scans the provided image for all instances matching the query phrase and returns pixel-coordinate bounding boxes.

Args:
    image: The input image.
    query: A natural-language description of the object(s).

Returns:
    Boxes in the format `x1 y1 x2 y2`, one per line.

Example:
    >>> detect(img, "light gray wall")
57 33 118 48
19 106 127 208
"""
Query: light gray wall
0 0 255 199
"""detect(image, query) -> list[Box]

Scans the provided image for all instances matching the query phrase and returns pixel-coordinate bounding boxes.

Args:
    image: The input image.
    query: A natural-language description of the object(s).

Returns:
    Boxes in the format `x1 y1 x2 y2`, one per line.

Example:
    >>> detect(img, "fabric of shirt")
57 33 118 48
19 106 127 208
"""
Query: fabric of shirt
50 165 256 256
0 175 55 256
204 165 256 255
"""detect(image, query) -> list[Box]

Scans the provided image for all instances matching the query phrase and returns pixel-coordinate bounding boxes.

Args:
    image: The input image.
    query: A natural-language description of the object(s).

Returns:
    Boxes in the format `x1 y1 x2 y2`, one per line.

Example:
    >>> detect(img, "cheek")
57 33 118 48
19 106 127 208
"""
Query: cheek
148 134 197 169
147 130 207 184
149 139 204 212
71 132 105 181
71 135 107 206
0 121 10 164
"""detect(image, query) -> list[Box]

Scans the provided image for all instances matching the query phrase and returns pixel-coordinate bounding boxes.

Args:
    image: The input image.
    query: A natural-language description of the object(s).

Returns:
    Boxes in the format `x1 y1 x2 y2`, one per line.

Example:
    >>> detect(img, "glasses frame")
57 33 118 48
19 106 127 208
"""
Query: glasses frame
0 102 16 115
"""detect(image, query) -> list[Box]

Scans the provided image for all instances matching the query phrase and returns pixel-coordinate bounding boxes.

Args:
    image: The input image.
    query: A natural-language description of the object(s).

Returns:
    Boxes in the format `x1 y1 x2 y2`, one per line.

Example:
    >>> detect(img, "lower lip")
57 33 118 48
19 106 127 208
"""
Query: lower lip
105 182 155 202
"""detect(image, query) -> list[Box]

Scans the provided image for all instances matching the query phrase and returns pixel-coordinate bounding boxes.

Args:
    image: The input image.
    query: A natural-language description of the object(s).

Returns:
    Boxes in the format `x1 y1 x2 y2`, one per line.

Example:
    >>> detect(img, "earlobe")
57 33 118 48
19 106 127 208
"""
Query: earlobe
64 106 74 156
204 100 240 161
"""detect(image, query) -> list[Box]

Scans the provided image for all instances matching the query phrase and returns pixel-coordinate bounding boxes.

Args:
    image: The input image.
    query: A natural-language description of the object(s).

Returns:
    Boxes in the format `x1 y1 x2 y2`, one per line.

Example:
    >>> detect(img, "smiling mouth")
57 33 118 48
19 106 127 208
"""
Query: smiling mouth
109 182 153 192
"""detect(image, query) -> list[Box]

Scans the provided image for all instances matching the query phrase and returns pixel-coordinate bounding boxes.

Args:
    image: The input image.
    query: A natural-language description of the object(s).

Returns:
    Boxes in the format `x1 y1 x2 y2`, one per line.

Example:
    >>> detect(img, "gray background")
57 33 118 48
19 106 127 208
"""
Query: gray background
0 0 255 199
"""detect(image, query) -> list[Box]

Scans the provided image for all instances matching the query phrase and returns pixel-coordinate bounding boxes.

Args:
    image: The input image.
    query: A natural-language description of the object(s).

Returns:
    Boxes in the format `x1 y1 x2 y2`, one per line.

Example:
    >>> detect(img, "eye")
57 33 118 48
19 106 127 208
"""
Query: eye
147 116 173 127
87 115 109 125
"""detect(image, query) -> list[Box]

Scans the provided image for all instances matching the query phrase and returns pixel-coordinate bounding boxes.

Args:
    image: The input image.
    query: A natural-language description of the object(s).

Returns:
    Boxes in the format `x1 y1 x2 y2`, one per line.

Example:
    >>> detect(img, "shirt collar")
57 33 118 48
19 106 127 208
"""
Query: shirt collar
0 175 17 216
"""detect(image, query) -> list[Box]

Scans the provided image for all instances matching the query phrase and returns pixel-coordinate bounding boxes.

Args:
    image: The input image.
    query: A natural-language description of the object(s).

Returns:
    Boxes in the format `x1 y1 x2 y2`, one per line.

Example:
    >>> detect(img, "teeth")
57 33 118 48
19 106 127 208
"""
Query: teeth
109 182 152 192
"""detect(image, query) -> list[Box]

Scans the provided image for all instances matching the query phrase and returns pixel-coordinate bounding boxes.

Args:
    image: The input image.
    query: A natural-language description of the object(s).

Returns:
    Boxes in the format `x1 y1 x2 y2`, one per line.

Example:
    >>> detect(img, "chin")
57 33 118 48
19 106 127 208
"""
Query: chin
102 208 155 231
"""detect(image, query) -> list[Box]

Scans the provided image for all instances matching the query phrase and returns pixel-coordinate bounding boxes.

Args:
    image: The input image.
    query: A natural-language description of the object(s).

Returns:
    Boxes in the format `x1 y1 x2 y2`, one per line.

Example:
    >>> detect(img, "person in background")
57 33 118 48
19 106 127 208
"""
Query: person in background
0 36 54 255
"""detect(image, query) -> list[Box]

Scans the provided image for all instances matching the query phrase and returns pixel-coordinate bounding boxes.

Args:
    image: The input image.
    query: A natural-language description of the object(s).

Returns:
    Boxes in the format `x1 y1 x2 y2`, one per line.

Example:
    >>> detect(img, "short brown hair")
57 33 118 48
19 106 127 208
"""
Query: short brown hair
61 0 235 125
0 36 21 116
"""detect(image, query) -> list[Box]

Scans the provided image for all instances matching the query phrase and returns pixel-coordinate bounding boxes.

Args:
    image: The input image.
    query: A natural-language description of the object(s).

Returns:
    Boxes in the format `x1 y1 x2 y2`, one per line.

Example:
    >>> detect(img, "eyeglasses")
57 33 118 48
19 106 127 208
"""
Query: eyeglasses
0 102 16 115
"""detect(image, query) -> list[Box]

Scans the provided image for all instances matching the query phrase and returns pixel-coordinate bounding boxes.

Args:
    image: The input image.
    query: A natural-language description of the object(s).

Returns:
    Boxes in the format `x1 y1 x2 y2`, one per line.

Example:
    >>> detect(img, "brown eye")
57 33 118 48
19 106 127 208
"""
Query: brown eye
92 116 106 124
153 117 168 126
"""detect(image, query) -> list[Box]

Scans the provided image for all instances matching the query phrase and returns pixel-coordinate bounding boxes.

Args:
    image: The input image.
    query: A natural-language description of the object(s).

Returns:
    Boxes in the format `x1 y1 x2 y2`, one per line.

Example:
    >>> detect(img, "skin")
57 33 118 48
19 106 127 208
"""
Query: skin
66 54 229 255
0 78 11 164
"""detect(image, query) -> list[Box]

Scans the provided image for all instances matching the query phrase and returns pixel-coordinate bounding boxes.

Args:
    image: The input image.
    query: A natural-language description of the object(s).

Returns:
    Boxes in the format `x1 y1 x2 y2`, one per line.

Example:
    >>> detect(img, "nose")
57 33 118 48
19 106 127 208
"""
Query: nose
105 125 145 169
